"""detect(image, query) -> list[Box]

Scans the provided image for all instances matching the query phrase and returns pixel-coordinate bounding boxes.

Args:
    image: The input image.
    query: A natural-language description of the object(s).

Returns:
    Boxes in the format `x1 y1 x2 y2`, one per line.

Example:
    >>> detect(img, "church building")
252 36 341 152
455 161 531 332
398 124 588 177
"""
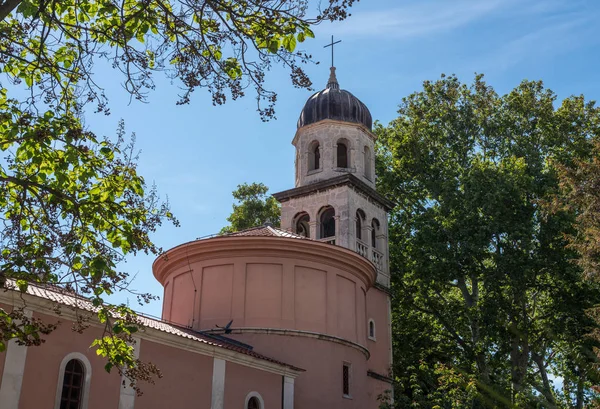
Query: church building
0 66 393 409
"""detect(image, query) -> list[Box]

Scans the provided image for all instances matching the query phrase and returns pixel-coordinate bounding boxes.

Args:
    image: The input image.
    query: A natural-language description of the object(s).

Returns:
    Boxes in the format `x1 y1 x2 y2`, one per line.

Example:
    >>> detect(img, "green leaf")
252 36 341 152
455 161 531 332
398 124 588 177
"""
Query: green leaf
16 280 28 292
268 39 279 53
283 35 297 53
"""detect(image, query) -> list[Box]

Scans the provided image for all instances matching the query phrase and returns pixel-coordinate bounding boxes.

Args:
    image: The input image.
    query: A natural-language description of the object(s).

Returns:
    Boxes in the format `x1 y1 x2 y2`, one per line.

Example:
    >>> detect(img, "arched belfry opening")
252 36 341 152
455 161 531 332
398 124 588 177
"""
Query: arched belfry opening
371 218 380 249
319 206 336 240
337 140 348 168
308 141 320 171
356 209 366 241
294 212 310 238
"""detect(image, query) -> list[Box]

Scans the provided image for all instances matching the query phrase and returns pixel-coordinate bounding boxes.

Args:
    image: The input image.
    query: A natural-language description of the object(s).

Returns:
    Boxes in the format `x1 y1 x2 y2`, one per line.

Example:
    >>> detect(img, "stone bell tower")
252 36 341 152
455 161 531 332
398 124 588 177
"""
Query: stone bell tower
273 67 393 287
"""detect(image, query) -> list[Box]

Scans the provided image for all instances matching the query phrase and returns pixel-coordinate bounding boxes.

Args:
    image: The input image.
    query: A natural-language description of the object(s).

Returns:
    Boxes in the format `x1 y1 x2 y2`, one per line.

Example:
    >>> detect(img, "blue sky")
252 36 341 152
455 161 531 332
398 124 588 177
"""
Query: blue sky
88 0 600 317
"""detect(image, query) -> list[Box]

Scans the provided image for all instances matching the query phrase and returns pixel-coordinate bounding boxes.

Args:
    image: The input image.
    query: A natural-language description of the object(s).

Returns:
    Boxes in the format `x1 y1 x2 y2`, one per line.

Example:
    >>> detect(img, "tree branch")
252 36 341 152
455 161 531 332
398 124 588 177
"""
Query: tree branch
0 0 21 22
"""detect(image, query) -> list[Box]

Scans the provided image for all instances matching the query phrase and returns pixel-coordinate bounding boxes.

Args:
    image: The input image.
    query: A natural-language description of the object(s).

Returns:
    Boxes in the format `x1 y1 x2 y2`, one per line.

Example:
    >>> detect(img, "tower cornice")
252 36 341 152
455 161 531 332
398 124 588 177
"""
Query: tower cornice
153 234 377 289
273 173 395 212
292 118 376 146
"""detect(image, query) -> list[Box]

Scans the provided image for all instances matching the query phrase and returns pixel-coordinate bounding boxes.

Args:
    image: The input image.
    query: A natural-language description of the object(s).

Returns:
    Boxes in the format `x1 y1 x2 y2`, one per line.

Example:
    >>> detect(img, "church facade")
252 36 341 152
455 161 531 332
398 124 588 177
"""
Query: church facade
0 67 393 409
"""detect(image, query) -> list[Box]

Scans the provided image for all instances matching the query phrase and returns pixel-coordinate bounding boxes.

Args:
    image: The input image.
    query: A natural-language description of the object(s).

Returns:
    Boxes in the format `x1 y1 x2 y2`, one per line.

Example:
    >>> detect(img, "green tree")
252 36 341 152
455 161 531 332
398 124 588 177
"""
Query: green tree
0 0 356 392
221 182 280 233
375 74 600 408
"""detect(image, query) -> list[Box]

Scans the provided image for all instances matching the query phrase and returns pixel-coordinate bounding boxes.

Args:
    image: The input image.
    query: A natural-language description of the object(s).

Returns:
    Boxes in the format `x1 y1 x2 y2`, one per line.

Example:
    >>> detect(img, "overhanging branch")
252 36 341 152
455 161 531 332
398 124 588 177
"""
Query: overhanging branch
0 0 22 22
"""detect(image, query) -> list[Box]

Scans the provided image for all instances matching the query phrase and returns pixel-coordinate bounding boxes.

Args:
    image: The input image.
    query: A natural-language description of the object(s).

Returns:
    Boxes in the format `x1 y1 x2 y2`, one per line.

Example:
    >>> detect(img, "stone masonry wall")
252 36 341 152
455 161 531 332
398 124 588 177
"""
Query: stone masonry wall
293 120 376 189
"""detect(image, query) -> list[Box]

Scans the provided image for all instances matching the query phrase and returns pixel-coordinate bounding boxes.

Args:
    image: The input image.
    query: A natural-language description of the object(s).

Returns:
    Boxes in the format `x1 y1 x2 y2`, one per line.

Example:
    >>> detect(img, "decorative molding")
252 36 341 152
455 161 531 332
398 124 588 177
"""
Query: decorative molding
0 309 32 409
292 119 376 146
272 173 395 211
53 352 93 409
205 327 370 359
211 358 226 409
367 370 394 384
373 282 392 295
152 235 377 290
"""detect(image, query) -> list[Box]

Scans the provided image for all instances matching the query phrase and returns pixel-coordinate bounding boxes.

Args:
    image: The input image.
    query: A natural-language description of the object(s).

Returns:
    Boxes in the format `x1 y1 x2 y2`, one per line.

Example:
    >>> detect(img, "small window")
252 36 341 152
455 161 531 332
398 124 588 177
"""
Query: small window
342 363 351 397
371 218 380 249
356 209 366 241
337 142 348 168
368 319 376 340
320 207 336 239
245 392 264 409
294 213 310 238
60 359 84 409
309 141 320 171
247 397 260 409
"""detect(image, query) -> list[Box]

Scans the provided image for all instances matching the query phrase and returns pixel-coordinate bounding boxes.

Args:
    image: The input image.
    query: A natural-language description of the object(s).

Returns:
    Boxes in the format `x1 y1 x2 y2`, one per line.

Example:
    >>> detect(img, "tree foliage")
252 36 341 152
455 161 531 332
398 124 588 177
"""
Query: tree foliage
0 0 357 392
375 74 600 408
0 0 356 119
221 182 280 233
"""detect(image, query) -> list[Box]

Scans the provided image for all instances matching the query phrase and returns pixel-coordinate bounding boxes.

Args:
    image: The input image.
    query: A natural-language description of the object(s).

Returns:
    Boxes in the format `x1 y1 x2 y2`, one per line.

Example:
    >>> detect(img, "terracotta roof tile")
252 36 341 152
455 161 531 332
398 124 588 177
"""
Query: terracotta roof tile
222 225 309 240
5 281 302 371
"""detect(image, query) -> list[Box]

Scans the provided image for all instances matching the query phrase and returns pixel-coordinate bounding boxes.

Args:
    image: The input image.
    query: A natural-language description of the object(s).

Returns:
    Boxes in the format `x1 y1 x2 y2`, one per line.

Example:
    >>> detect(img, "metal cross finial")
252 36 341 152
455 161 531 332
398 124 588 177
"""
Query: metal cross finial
324 35 341 67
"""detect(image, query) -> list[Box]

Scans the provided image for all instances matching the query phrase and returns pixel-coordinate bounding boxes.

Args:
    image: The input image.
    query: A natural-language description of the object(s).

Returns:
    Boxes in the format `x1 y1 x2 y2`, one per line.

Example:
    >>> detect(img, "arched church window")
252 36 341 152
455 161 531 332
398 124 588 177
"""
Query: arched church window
294 212 310 238
247 397 260 409
337 141 348 168
371 218 380 249
59 359 85 409
319 207 336 239
245 392 264 409
308 141 320 171
368 319 376 340
356 209 366 241
364 146 372 180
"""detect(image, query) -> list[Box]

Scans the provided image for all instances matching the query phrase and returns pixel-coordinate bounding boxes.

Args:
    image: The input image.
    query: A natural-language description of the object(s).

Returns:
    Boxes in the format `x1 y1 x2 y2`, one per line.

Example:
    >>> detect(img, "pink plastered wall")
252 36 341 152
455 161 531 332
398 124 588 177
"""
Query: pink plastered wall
19 311 121 409
135 338 213 409
161 257 369 346
366 287 392 377
229 332 369 409
224 361 282 409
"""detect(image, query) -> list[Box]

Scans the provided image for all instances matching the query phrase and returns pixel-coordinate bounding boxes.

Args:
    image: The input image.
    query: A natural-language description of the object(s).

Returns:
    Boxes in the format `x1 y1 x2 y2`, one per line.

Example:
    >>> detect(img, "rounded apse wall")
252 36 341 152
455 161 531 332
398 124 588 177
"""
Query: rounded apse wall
152 235 377 348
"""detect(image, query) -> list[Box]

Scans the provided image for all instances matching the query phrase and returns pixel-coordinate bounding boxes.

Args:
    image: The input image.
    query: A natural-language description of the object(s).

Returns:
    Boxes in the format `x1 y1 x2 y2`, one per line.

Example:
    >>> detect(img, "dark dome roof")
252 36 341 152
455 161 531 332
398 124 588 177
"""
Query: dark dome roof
297 67 372 130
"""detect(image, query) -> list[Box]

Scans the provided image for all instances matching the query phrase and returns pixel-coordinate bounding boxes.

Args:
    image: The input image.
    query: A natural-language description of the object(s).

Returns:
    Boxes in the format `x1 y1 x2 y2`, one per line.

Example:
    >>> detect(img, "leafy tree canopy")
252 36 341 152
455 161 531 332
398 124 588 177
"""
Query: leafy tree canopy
375 74 600 408
221 182 280 233
0 0 356 392
0 0 355 119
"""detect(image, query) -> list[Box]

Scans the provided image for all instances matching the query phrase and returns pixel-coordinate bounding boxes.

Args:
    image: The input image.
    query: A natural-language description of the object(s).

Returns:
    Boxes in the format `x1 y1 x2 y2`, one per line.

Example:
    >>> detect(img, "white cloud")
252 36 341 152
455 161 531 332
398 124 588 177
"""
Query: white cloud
322 0 511 39
475 13 597 73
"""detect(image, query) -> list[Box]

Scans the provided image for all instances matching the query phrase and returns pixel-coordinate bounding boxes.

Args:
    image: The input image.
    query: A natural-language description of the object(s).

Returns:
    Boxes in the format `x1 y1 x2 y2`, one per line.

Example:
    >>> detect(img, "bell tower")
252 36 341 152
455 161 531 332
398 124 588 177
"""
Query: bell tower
273 67 393 287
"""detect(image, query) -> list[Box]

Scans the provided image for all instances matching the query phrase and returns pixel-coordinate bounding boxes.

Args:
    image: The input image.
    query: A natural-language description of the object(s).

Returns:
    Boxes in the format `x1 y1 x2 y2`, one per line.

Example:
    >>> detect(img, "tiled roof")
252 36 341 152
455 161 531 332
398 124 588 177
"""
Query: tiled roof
222 224 310 240
5 281 302 371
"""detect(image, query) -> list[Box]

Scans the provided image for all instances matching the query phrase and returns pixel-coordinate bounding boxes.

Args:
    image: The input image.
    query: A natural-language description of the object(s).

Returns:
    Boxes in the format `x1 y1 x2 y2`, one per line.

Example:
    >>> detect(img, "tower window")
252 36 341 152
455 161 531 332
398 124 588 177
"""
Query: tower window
368 319 376 340
356 209 366 241
320 206 336 239
309 141 320 171
371 218 380 249
60 359 84 409
337 142 348 168
294 212 310 238
342 363 351 397
364 146 372 180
